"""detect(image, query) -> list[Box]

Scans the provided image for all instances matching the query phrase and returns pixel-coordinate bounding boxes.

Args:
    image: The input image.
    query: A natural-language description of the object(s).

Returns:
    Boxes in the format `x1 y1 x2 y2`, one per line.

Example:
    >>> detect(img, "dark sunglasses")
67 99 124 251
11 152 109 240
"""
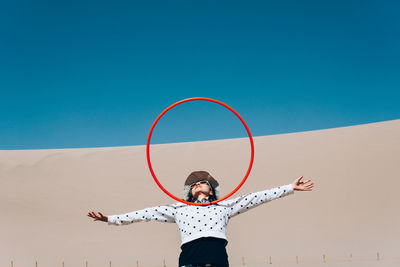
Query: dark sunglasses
190 180 210 189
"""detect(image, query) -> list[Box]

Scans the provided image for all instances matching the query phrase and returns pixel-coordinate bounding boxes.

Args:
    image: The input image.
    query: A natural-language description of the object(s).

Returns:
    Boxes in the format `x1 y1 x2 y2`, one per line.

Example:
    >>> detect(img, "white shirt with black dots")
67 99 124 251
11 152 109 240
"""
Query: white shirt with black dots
108 183 294 245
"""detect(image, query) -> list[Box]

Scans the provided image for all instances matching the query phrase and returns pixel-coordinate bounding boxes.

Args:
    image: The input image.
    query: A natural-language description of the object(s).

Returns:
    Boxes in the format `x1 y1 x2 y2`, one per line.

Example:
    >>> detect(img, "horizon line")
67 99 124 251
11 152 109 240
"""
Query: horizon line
1 118 398 152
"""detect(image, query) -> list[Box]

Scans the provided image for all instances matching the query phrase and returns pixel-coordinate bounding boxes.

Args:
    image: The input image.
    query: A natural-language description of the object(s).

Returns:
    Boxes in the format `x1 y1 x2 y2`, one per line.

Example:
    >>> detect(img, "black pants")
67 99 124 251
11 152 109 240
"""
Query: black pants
179 237 229 267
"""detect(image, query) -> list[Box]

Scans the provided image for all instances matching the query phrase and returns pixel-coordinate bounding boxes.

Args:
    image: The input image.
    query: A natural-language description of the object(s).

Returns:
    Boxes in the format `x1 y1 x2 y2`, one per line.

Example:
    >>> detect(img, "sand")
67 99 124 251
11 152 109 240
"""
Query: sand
0 119 399 267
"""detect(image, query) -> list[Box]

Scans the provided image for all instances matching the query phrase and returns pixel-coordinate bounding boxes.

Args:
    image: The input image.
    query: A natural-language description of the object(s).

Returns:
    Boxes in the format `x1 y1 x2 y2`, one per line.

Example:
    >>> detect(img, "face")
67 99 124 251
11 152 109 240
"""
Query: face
190 180 213 199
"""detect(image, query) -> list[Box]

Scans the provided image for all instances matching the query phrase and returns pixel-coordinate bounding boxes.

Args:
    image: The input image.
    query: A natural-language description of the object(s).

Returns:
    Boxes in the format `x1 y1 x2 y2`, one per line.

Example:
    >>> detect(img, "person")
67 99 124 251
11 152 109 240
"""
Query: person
88 171 314 267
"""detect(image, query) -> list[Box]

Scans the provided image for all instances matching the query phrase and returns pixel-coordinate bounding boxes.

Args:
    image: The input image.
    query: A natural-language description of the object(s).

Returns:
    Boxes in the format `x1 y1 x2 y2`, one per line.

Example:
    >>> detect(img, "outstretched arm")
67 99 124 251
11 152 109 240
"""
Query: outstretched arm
220 176 314 219
87 203 182 226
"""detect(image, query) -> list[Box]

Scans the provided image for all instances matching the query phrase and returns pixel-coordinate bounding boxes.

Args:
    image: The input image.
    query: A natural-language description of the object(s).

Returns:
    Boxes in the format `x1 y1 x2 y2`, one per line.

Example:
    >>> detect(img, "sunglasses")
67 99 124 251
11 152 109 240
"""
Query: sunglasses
189 180 210 189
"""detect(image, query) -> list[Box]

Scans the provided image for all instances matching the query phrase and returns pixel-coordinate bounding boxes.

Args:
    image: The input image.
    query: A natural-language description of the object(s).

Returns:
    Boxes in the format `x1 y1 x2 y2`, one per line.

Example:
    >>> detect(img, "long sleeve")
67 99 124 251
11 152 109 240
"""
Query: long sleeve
107 203 179 226
219 184 294 219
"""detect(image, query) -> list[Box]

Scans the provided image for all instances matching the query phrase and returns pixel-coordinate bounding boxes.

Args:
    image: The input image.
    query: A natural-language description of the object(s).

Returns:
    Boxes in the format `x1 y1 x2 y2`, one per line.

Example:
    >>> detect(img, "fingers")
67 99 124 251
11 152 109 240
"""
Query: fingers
87 211 102 219
299 177 313 186
296 180 314 191
293 175 315 191
295 176 304 185
302 182 314 191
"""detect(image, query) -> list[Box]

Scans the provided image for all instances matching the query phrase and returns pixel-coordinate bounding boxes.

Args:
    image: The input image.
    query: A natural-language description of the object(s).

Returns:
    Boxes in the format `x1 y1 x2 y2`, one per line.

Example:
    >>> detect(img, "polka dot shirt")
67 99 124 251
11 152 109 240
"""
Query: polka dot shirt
108 183 294 245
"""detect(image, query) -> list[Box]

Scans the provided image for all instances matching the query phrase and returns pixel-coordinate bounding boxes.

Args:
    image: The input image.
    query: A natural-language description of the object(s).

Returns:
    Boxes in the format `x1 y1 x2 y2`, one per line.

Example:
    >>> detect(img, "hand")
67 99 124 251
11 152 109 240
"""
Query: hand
292 176 314 191
87 211 108 222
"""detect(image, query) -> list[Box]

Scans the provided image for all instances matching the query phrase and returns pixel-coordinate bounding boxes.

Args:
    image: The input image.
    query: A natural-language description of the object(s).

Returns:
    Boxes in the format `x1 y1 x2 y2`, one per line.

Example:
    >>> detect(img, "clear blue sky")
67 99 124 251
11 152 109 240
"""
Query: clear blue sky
1 0 399 150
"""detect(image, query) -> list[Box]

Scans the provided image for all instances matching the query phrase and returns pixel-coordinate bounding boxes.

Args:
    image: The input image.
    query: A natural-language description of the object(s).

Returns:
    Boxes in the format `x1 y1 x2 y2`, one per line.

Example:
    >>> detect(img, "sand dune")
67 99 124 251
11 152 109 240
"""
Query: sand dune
1 119 399 267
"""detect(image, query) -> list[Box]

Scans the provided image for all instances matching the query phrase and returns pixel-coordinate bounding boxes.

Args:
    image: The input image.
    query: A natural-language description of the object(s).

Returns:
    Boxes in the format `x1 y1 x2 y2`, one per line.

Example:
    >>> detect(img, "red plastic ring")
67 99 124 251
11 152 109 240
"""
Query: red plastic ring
146 97 254 206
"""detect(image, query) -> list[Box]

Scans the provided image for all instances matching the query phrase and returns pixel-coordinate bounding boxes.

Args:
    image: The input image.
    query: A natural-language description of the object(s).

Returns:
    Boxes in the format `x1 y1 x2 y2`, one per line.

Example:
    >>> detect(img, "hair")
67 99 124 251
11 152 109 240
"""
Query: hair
187 184 218 203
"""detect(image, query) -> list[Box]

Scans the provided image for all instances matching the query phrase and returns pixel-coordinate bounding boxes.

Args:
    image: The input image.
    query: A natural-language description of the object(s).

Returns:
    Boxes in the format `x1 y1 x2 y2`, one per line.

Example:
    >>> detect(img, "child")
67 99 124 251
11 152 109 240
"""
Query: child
88 171 314 267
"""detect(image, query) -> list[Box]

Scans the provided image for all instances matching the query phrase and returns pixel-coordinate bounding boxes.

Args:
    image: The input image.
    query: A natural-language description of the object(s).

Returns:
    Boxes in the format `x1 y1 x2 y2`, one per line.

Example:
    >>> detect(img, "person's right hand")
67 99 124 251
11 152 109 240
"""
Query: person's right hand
87 211 108 222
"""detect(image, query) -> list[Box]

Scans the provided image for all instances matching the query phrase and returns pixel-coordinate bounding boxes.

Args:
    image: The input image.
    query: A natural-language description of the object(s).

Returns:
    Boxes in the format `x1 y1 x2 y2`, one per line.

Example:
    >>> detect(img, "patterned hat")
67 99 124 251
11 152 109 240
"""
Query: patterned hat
183 171 220 201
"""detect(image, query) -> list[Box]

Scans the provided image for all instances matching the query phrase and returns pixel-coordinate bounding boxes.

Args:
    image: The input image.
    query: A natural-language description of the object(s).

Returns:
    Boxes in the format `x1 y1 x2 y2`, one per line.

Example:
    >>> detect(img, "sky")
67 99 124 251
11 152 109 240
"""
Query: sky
0 0 399 150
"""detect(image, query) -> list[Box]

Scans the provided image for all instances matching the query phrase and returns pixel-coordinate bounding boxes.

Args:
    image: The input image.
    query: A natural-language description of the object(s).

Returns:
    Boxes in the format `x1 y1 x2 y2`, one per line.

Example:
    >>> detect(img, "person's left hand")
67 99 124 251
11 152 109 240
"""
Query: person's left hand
292 176 314 191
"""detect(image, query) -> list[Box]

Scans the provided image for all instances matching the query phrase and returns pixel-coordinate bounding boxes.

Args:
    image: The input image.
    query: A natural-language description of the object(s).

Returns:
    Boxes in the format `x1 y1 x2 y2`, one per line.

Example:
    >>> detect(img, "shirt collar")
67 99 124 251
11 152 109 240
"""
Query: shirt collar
194 198 211 203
